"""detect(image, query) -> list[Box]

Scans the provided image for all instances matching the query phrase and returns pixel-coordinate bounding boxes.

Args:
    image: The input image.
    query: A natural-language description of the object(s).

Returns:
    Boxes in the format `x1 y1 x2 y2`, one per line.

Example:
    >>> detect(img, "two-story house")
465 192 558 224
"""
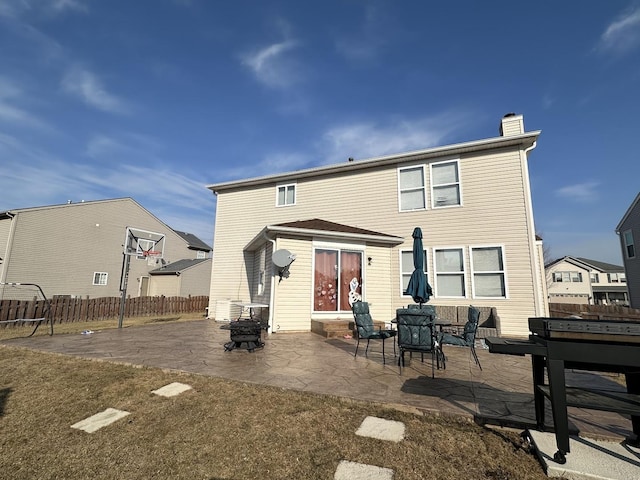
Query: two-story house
616 192 640 308
545 256 628 306
206 114 548 337
0 198 211 299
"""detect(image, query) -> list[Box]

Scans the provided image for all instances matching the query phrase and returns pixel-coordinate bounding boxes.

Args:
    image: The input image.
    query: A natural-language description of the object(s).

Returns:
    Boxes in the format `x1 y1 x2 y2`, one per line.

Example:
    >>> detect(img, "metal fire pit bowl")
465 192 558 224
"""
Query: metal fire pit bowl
224 320 264 352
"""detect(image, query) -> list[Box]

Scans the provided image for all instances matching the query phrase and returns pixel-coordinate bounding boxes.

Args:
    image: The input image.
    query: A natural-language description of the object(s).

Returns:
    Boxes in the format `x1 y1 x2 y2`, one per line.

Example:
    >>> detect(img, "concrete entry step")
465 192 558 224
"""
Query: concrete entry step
311 319 387 338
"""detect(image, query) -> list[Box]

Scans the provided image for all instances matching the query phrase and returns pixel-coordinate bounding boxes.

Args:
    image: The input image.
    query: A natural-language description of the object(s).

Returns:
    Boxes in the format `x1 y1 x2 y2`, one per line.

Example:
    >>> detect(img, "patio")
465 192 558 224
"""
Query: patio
2 319 635 443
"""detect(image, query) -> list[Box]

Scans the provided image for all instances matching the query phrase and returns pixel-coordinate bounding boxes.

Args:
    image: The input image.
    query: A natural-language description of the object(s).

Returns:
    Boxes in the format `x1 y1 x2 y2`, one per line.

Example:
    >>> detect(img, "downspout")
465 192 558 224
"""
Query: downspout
263 230 277 334
522 141 547 317
0 213 16 284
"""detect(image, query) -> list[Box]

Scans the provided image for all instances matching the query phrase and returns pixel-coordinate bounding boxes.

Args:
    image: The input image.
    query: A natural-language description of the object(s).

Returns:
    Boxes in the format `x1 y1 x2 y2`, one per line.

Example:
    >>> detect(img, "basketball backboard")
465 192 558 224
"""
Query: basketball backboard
124 227 166 259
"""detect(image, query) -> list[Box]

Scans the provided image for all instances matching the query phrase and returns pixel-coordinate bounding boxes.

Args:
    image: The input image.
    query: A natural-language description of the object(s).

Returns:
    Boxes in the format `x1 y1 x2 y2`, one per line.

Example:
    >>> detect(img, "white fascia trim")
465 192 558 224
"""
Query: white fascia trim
265 225 404 245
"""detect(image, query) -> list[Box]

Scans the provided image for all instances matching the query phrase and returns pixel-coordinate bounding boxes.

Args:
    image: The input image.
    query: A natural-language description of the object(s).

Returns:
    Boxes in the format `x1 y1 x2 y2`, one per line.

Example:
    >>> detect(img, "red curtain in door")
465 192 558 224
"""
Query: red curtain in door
314 249 338 311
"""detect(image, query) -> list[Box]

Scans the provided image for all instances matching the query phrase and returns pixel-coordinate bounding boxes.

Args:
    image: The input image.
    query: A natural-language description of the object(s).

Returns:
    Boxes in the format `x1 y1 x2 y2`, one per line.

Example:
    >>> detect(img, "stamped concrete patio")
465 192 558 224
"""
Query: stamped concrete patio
2 319 635 443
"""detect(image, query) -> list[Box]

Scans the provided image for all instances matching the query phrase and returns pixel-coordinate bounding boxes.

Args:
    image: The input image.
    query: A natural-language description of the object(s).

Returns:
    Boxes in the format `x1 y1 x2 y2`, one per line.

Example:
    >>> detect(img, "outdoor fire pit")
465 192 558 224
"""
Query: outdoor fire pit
224 320 264 352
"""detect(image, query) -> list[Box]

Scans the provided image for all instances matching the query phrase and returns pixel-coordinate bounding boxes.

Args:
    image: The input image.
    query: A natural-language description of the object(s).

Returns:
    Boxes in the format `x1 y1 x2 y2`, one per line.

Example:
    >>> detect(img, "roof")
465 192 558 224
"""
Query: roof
245 218 404 250
545 255 623 272
149 258 210 275
616 191 640 233
207 130 540 193
0 198 139 219
173 230 212 251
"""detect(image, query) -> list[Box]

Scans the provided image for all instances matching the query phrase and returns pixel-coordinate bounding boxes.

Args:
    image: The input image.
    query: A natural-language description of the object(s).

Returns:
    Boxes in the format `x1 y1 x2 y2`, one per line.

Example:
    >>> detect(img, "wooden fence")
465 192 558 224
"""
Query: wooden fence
0 295 209 327
548 303 640 321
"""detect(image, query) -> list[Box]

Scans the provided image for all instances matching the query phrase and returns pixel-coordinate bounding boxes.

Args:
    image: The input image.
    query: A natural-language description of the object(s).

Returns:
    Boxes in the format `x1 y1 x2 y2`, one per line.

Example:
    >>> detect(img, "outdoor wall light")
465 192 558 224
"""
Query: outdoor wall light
367 256 372 266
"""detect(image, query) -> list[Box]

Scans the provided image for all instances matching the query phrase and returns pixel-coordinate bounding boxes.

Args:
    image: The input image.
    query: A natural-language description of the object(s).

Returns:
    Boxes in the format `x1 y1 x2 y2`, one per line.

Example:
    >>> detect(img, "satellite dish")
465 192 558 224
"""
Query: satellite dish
273 249 295 268
272 249 296 283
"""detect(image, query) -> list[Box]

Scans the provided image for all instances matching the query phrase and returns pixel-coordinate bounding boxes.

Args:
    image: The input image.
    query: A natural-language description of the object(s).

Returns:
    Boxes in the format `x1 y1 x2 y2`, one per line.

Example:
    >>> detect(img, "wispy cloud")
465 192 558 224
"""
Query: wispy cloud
241 39 299 88
61 66 130 114
0 0 88 18
214 110 470 181
596 6 640 55
333 4 391 62
319 112 468 164
0 76 52 130
555 181 600 203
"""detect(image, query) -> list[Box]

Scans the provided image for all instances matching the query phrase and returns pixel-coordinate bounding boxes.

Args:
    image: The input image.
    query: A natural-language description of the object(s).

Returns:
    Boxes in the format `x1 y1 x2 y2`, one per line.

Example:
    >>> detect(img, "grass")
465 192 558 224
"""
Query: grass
0 313 202 341
0 324 556 480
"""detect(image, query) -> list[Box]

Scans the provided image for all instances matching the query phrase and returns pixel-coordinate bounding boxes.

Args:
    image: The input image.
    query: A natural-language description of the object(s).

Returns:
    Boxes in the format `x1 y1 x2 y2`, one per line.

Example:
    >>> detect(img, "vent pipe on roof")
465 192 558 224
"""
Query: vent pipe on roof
348 157 354 162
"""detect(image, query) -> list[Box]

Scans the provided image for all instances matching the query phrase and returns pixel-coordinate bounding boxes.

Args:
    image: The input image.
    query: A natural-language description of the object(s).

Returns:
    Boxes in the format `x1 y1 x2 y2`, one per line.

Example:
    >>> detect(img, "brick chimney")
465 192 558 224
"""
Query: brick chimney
499 113 524 136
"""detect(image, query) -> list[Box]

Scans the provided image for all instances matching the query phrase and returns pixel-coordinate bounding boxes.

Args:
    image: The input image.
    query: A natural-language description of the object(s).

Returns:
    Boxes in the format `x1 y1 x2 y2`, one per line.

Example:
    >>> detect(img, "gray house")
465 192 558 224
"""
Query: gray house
0 198 211 299
616 192 640 308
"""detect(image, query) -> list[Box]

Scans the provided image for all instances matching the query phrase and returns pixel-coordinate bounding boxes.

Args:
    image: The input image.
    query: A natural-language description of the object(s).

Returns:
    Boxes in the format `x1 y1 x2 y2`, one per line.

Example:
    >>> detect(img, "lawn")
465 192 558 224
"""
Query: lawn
0 318 556 479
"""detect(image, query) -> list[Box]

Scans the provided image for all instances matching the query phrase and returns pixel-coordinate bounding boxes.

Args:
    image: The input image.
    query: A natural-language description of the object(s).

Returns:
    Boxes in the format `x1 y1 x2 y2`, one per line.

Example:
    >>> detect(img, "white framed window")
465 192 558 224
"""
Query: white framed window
400 249 428 296
434 247 466 297
276 183 296 206
93 272 108 286
553 271 583 283
431 160 461 207
257 246 266 296
398 166 426 211
313 246 363 312
624 230 635 259
590 272 599 283
196 250 206 259
471 246 507 298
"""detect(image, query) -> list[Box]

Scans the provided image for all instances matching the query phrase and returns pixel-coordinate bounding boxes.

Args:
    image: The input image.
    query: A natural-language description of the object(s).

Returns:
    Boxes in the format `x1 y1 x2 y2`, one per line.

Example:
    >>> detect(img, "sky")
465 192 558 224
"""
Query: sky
1 1 639 266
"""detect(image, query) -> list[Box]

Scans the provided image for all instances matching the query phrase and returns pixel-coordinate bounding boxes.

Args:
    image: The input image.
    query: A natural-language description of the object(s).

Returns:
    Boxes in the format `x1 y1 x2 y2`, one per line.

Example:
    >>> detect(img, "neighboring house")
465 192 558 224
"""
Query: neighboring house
616 192 640 308
148 258 212 297
0 198 211 299
207 114 548 337
174 230 212 259
545 256 628 306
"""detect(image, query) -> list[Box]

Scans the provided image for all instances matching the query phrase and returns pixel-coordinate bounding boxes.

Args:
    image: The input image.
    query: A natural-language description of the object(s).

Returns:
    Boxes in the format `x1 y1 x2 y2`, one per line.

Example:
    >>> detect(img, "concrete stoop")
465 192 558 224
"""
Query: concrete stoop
311 319 388 339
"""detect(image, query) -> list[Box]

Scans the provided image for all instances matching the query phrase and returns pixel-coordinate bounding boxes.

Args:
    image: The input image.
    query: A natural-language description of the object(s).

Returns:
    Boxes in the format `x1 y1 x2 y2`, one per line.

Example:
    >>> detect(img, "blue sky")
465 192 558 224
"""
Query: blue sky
1 1 639 265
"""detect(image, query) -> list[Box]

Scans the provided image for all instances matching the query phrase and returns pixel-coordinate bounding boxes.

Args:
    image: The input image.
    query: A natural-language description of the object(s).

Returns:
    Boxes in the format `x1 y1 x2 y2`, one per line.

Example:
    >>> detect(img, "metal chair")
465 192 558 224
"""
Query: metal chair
351 301 396 364
439 305 482 370
396 308 437 377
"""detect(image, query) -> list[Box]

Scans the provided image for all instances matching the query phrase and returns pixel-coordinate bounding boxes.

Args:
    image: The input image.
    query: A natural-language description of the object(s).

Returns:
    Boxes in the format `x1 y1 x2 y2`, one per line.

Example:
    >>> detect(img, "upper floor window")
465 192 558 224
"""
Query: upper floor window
93 272 108 286
590 272 599 283
434 247 466 297
608 273 620 283
552 271 582 282
400 249 428 296
471 246 506 298
431 160 461 207
276 183 296 206
196 251 207 259
398 166 426 211
624 230 635 259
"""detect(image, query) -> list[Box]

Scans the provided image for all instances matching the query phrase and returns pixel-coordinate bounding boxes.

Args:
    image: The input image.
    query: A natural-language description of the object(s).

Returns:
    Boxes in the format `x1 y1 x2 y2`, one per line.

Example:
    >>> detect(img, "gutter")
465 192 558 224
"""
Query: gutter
265 225 404 245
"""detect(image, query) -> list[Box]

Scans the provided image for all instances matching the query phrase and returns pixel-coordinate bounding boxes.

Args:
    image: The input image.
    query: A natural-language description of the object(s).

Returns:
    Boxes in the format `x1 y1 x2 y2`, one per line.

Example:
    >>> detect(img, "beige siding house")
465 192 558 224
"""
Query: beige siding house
545 256 628 306
207 114 548 337
616 192 640 308
0 198 211 299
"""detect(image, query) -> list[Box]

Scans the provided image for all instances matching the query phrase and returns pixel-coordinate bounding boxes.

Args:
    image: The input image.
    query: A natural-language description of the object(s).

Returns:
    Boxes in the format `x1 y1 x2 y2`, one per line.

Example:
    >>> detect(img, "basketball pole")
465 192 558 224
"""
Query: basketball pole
118 252 131 328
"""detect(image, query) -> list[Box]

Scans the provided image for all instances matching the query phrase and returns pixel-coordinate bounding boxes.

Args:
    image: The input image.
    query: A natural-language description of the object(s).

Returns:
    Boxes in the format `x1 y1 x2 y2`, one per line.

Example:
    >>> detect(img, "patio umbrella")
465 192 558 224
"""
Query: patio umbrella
406 227 433 306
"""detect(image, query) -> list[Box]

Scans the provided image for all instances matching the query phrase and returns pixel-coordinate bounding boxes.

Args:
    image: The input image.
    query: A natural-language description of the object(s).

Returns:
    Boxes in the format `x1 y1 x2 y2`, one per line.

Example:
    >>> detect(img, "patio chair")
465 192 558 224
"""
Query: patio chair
396 308 437 377
351 301 396 364
438 305 482 370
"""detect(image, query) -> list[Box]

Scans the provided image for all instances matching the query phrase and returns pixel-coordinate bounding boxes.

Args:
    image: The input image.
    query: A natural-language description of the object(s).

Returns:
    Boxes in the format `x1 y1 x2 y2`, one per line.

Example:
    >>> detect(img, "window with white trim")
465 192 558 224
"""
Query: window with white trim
431 160 461 207
434 248 465 297
93 272 108 286
276 183 296 206
471 246 506 298
552 271 582 282
196 250 206 259
624 230 635 259
590 272 599 283
398 166 426 211
400 249 428 296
